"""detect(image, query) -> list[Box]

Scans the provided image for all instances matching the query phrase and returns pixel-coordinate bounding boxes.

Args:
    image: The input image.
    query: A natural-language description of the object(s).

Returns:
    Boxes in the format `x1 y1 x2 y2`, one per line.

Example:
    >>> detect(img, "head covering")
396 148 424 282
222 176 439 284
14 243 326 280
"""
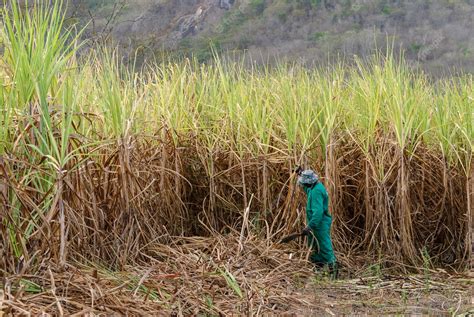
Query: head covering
297 170 319 186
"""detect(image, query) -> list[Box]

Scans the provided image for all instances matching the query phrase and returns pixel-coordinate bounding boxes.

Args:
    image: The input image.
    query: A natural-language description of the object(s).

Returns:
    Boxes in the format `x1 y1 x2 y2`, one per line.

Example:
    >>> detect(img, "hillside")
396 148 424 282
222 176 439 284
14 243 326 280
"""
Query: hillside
66 0 474 73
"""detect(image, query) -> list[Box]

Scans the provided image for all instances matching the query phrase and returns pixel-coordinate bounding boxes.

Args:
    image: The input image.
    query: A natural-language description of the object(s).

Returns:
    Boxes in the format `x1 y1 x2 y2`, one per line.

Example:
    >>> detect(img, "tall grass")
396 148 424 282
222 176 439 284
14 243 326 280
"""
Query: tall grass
1 0 82 264
0 1 471 271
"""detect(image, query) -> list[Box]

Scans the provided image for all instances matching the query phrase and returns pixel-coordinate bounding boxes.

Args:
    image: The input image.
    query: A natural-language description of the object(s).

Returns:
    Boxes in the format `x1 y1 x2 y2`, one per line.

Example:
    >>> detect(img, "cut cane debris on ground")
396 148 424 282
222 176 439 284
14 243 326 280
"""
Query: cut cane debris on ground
1 236 473 315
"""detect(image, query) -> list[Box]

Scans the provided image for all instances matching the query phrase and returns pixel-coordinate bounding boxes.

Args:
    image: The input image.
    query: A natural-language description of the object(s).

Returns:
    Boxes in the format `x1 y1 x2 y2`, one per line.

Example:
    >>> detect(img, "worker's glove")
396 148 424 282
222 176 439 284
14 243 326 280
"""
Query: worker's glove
294 166 303 176
302 226 312 236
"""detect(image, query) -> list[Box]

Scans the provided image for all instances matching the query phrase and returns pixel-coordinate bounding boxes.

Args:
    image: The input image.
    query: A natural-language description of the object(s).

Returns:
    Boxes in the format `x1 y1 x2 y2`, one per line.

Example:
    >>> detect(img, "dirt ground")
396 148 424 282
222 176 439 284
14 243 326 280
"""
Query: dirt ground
302 273 473 316
1 236 472 316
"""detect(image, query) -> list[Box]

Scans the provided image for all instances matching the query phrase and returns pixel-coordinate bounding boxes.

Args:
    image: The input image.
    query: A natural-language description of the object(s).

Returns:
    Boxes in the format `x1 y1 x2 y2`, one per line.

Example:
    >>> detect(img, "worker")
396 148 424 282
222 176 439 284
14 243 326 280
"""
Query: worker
297 169 338 278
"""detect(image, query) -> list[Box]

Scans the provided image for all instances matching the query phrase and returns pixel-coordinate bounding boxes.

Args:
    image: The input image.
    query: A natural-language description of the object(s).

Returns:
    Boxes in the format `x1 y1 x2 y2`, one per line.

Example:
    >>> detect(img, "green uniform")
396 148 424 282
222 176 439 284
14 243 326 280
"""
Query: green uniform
303 182 336 265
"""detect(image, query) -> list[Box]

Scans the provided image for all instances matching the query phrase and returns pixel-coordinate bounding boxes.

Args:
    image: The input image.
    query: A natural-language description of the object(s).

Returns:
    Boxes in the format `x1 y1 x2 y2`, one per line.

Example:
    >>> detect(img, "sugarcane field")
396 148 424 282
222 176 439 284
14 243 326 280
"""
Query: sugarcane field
0 1 473 316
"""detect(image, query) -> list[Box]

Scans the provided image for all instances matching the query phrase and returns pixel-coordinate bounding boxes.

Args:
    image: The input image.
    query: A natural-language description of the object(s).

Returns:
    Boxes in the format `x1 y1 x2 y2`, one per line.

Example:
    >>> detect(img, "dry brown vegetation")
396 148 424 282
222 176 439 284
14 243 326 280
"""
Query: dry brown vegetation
0 2 472 315
2 236 473 315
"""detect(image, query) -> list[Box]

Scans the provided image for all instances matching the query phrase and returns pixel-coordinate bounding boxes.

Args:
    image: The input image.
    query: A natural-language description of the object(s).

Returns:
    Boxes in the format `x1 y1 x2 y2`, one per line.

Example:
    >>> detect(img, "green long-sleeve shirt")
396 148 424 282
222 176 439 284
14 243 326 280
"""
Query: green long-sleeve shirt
303 182 330 228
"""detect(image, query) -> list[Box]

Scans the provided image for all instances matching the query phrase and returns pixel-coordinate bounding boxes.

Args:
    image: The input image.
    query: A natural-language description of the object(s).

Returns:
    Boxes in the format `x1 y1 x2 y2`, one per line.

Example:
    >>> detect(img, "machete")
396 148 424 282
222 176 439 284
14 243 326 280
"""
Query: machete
280 231 308 243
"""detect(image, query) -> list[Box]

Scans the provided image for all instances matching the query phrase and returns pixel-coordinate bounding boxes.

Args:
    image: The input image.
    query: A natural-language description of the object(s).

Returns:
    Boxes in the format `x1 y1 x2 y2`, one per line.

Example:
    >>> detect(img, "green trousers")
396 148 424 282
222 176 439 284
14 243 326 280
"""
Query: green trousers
307 215 336 265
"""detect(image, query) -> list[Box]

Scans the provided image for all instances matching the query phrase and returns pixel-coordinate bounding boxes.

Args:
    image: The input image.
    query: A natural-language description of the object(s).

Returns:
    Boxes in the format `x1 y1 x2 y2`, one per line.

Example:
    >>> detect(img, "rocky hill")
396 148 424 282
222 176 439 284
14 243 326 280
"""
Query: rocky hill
71 0 474 74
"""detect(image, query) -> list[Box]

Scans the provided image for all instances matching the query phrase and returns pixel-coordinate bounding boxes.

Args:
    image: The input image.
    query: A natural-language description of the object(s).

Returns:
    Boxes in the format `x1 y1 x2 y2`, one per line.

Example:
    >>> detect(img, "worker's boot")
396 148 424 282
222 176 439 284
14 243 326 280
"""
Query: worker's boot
328 262 339 280
312 261 324 271
312 262 338 279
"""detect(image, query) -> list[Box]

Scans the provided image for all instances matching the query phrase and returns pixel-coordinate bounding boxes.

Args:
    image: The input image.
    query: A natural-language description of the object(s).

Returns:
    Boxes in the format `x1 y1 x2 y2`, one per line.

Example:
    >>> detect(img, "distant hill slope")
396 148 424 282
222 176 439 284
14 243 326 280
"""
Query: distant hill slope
72 0 474 74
